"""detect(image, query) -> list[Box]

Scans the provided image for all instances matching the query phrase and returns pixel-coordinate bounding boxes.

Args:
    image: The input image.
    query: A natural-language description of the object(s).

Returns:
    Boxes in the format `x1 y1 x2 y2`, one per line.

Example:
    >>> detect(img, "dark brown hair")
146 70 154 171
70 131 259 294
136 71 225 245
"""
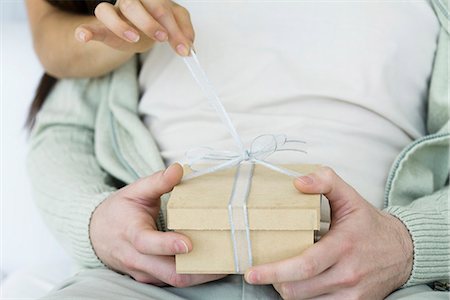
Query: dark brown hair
26 0 114 128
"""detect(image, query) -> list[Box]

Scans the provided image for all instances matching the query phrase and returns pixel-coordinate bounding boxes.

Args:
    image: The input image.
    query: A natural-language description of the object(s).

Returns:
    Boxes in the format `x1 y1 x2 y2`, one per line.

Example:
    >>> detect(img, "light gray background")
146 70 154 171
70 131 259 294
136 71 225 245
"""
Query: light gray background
1 0 70 282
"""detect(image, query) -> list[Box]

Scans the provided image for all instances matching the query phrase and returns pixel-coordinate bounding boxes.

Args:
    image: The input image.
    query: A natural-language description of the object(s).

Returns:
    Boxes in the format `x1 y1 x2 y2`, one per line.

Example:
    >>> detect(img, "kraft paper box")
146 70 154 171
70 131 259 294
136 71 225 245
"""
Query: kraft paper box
167 163 321 274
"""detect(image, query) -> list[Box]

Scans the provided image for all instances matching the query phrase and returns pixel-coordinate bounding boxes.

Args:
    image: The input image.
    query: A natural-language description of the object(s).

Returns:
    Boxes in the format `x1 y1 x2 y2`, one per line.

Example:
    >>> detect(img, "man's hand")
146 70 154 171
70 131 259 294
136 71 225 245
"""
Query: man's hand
90 163 224 287
75 0 194 56
244 167 414 300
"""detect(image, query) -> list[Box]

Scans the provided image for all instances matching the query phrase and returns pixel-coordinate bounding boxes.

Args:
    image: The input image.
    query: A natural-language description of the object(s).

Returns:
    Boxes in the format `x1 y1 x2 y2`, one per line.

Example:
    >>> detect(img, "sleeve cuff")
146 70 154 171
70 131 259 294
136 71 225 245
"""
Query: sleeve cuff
384 205 450 287
65 191 114 268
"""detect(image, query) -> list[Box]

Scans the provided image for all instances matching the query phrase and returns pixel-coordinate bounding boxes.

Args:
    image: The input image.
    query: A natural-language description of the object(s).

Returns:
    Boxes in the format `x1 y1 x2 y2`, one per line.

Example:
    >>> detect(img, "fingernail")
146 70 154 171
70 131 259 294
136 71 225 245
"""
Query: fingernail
176 44 189 56
77 31 87 42
297 175 314 185
154 31 168 42
123 30 140 43
163 164 174 176
174 240 189 254
246 270 259 284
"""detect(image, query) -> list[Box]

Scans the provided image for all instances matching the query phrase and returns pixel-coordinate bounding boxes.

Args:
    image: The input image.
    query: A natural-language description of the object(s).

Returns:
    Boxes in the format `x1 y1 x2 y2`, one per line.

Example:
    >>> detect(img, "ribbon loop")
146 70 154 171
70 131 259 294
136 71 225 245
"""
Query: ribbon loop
183 134 306 180
250 134 286 160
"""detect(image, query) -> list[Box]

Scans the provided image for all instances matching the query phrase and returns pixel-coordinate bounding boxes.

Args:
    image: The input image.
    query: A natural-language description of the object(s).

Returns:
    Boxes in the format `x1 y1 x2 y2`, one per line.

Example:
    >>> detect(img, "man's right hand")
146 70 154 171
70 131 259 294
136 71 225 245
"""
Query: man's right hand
90 163 224 287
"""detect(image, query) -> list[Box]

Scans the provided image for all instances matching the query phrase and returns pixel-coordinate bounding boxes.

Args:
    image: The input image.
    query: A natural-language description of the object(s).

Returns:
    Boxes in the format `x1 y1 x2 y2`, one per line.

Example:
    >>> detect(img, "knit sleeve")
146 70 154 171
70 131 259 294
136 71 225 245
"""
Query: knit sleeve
27 76 117 268
384 187 450 286
28 126 116 267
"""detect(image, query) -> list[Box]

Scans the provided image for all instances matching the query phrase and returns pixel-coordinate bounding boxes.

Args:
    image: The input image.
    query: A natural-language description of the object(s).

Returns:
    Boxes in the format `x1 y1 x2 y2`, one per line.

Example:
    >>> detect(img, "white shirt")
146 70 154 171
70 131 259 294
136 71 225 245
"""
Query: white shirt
138 1 439 224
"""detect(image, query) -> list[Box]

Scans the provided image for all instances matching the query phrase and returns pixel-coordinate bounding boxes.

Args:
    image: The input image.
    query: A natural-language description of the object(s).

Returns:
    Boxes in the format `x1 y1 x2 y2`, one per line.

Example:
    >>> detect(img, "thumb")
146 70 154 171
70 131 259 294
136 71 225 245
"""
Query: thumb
293 166 361 217
75 23 114 44
123 163 184 203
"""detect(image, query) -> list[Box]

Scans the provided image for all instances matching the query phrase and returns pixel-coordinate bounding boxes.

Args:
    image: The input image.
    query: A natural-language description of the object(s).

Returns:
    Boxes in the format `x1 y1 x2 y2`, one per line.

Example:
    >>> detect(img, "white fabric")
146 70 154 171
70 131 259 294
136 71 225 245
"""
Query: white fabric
0 262 75 299
138 1 439 220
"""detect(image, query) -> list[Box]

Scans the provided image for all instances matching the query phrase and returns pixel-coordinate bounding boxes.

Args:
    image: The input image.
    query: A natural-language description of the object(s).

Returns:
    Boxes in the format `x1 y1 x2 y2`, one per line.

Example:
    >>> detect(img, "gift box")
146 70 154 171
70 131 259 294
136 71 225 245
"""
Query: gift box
167 163 321 274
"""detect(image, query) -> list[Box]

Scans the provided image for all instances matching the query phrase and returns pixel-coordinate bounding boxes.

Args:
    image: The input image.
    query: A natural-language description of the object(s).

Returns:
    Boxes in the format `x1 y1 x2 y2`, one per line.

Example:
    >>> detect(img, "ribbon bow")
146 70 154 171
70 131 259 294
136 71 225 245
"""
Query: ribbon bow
182 50 306 181
184 134 307 180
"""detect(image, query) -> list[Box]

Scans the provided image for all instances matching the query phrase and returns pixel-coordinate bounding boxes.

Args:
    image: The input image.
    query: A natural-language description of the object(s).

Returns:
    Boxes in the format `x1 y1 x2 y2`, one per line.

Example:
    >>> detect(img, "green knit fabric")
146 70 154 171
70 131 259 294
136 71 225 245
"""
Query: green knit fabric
27 1 449 287
28 78 117 267
381 1 450 285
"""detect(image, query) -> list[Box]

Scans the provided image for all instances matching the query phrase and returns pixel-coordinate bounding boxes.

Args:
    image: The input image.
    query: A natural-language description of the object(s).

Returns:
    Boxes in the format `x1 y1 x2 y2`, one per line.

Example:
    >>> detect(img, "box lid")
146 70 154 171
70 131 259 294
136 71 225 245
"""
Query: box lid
168 164 321 231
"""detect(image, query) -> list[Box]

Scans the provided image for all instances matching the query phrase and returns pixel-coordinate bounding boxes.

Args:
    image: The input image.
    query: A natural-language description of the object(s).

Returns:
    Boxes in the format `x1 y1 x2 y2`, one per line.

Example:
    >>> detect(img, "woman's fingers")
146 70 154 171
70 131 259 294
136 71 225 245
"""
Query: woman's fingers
74 25 93 43
75 23 117 44
95 2 141 43
173 4 195 42
139 1 192 55
117 0 168 42
93 0 194 55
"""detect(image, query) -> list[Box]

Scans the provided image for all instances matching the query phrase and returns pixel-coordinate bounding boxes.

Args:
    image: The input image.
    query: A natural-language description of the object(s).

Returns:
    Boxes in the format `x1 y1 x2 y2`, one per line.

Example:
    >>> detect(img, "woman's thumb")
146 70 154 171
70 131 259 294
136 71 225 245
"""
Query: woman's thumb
75 23 110 43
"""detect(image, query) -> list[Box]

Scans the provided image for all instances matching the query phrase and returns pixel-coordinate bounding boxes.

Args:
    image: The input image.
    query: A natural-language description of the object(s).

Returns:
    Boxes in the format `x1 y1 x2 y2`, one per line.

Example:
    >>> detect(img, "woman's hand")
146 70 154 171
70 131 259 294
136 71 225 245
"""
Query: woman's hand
75 0 194 56
244 167 414 300
90 163 224 287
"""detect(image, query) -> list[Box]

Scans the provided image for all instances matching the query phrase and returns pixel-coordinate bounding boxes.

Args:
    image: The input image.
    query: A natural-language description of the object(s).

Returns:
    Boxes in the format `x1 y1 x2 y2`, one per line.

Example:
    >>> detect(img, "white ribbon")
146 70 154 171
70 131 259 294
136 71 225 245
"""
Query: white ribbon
182 50 307 181
182 50 307 273
228 162 254 274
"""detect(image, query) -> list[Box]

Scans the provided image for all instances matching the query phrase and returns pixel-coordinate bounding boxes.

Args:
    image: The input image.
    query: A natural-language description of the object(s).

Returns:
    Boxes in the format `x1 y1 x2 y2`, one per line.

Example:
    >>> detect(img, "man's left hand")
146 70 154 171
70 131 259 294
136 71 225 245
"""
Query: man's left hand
244 166 414 300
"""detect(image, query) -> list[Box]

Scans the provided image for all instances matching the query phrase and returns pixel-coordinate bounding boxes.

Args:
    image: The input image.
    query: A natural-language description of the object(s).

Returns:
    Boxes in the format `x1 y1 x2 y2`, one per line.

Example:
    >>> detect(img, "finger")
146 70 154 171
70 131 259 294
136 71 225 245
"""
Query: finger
273 266 345 300
136 255 225 288
130 270 164 285
172 4 195 42
309 295 336 300
127 226 192 256
75 23 115 44
294 166 362 215
274 264 357 299
182 273 227 288
245 233 342 285
123 163 184 202
141 2 191 56
117 0 168 42
95 2 140 43
74 25 93 43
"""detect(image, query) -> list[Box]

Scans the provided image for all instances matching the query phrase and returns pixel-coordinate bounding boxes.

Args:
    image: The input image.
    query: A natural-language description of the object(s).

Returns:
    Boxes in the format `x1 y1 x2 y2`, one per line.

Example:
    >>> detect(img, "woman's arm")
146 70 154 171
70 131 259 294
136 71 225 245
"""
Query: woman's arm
26 0 194 79
26 0 136 78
